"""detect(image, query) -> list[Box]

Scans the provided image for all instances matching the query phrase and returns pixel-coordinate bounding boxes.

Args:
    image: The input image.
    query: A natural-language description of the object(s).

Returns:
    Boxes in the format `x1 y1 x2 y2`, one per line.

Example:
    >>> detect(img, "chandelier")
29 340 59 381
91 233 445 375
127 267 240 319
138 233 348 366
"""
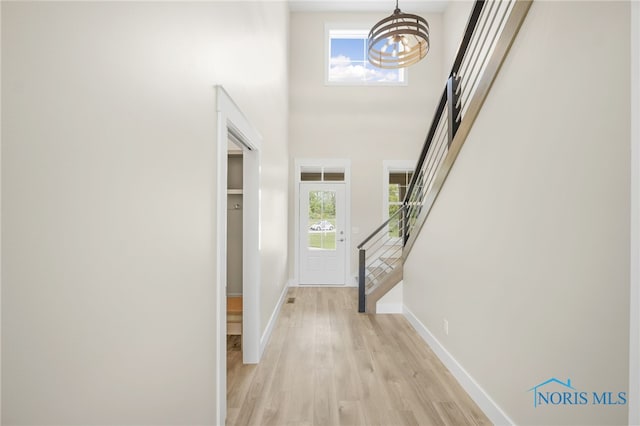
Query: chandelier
367 0 430 69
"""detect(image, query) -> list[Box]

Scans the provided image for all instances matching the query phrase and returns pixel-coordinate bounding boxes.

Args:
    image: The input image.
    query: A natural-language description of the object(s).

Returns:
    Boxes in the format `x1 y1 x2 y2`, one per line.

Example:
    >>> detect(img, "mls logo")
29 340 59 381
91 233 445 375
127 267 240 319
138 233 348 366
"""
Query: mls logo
528 378 627 408
528 378 586 408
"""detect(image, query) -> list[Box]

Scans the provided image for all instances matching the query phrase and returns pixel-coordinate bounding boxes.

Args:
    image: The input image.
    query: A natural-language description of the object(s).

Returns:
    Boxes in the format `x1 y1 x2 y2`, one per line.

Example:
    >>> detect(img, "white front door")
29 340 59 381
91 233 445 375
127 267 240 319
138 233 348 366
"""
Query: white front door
299 183 346 285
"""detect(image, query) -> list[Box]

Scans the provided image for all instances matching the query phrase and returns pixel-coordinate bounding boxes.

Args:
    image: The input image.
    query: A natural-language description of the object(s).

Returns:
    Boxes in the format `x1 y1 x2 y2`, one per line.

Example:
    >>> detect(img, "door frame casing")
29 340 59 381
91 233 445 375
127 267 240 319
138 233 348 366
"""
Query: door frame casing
293 159 352 286
215 86 262 426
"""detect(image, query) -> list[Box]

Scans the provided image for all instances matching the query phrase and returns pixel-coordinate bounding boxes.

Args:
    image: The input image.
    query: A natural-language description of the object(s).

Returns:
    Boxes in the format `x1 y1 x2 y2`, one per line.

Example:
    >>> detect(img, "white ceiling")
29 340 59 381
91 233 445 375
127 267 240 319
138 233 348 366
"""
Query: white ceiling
288 0 448 13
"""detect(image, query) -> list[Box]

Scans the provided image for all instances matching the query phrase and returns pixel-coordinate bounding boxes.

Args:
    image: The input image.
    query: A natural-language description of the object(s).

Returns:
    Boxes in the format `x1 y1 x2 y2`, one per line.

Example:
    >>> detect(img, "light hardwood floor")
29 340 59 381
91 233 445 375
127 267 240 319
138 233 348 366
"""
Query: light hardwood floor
227 287 491 426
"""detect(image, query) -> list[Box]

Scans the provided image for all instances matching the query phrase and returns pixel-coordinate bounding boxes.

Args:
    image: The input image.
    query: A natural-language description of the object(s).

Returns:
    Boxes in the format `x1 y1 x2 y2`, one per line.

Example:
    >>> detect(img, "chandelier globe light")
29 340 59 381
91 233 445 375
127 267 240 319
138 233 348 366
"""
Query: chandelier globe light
367 0 430 69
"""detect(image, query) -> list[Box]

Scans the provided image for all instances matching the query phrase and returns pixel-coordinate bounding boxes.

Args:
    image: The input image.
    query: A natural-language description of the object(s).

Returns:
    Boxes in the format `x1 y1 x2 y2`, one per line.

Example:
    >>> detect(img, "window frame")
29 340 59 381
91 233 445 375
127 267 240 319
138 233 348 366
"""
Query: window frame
325 24 408 87
383 160 415 240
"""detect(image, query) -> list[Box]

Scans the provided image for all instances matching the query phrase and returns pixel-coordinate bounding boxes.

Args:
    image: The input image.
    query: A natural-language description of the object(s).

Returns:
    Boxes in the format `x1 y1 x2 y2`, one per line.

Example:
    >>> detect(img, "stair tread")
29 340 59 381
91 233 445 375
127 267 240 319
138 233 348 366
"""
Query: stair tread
227 296 243 315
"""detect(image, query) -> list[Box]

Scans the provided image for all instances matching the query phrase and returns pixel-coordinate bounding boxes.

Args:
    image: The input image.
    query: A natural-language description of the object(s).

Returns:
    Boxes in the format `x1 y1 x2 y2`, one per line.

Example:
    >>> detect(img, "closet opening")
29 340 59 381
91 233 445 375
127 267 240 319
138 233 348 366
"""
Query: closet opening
226 139 244 361
215 86 261 425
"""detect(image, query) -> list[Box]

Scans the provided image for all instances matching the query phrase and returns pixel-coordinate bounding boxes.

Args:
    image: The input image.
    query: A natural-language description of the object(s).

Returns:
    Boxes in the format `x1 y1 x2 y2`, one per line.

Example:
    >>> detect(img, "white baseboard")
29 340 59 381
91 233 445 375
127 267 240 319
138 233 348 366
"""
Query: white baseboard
227 292 243 297
291 277 357 288
350 273 359 287
287 278 299 287
376 302 403 314
259 283 289 357
403 306 514 426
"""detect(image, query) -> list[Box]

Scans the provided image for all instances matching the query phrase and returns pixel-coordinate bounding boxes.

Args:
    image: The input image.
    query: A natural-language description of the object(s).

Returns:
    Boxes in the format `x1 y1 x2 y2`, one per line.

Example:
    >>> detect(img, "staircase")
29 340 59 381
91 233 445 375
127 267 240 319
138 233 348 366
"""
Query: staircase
358 0 532 313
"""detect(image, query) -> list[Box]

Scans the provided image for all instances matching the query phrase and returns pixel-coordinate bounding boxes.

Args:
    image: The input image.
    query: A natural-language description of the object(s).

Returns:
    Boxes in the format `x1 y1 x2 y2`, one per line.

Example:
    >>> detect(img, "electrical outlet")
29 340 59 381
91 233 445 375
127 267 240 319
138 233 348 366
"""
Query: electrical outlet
443 319 449 335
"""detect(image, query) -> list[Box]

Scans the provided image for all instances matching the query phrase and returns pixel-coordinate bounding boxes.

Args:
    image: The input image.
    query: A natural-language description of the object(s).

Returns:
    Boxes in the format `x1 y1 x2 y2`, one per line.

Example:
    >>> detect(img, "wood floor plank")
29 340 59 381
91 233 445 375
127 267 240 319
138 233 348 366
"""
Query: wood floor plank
227 288 491 426
337 400 365 426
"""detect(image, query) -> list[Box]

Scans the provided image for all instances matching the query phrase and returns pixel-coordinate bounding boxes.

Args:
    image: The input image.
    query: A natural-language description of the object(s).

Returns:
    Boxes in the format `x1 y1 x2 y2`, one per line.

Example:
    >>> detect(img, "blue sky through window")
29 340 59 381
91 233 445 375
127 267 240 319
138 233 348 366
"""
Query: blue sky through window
328 29 404 84
331 38 365 62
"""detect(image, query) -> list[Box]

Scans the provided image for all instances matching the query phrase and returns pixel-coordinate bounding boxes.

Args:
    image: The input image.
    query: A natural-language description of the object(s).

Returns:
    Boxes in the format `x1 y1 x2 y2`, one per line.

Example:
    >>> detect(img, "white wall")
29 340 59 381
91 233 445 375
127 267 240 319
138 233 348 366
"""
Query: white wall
630 1 640 424
403 1 630 425
289 11 444 280
1 2 288 424
0 2 3 421
442 0 474 79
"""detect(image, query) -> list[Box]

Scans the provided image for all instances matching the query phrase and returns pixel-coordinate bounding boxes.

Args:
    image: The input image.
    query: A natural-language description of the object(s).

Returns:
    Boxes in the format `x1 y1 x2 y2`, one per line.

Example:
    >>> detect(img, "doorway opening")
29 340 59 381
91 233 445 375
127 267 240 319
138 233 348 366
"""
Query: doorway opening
226 140 244 361
215 87 261 426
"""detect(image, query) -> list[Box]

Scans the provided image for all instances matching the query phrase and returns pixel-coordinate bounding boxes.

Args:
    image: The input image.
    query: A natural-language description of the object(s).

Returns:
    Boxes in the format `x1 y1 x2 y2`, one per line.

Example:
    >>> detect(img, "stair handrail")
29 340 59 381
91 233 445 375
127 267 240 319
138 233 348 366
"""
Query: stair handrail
403 1 486 209
360 1 486 253
358 0 533 313
357 205 406 250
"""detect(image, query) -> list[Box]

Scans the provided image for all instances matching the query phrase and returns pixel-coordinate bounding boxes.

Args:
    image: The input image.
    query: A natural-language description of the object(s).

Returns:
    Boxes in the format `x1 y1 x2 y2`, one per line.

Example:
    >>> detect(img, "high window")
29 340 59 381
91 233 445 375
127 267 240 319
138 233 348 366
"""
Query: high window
326 28 406 85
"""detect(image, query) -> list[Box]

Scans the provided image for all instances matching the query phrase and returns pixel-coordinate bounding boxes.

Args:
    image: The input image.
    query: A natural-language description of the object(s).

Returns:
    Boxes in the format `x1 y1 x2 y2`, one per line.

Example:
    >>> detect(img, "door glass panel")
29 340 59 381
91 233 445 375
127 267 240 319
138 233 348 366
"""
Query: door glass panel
307 190 337 250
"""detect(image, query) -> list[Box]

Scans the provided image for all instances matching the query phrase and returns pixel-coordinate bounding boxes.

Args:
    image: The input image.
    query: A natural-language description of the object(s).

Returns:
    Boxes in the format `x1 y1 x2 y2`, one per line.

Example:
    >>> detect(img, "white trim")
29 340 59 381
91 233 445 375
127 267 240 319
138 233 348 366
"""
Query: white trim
382 160 416 220
630 2 640 424
214 104 227 426
214 86 262 426
294 158 352 286
403 305 514 426
0 2 3 417
259 283 290 357
241 142 261 366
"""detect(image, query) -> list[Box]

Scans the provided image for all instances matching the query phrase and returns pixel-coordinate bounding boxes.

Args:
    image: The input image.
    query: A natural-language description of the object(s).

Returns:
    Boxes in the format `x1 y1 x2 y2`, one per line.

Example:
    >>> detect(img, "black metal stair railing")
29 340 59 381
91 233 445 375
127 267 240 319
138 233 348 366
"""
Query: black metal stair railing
357 206 406 312
358 0 532 313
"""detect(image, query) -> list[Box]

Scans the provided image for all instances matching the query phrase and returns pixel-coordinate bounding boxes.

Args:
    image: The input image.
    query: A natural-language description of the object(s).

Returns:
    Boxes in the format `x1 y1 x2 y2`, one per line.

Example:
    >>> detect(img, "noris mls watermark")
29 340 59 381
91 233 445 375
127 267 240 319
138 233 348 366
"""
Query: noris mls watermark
528 378 627 408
